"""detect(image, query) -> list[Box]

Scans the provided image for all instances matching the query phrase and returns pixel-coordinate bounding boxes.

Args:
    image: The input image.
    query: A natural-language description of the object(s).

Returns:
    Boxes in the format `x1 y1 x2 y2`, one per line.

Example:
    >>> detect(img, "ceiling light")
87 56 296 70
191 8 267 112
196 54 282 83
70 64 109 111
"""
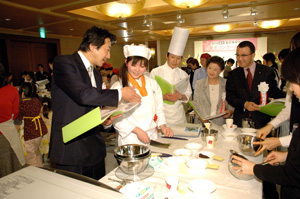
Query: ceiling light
163 0 209 9
4 18 11 21
96 0 145 18
177 14 185 24
250 7 257 16
142 16 152 28
257 19 289 29
209 24 237 32
222 9 228 19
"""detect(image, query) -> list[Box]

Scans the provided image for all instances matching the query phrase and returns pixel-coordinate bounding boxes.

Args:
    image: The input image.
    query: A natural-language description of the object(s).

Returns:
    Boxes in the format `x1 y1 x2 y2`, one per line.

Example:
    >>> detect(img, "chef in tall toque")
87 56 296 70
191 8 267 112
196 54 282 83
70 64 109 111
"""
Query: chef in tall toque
150 27 192 125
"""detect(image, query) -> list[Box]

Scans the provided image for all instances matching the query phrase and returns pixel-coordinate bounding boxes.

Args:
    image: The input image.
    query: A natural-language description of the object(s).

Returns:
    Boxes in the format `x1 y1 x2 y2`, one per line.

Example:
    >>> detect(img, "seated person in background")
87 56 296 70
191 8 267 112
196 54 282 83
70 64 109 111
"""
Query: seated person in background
36 64 49 81
223 58 235 79
193 56 233 126
232 47 300 199
26 71 36 84
112 44 173 146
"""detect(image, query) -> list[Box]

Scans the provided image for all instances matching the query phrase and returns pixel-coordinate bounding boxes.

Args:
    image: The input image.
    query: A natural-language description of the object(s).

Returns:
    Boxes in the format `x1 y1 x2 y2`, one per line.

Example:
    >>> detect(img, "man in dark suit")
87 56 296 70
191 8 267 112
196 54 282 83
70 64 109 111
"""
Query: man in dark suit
49 26 141 180
226 41 285 199
226 41 285 129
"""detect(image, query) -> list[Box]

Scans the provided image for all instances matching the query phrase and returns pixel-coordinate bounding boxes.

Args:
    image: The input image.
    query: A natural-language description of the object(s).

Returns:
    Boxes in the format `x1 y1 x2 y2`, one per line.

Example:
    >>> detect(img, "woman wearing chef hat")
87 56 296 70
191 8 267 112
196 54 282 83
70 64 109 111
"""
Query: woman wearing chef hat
111 44 173 146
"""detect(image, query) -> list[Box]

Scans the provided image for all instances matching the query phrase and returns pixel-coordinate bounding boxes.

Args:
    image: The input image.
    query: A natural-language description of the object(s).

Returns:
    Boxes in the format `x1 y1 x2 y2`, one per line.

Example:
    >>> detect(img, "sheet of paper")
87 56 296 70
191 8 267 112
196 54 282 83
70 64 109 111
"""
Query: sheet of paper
169 123 201 137
174 75 189 94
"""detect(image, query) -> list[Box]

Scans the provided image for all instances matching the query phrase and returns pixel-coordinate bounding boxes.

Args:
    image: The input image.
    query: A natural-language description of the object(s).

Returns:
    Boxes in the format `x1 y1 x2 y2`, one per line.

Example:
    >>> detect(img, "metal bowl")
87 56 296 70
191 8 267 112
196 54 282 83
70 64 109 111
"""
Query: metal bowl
201 129 218 141
237 134 262 157
228 151 254 180
114 144 151 175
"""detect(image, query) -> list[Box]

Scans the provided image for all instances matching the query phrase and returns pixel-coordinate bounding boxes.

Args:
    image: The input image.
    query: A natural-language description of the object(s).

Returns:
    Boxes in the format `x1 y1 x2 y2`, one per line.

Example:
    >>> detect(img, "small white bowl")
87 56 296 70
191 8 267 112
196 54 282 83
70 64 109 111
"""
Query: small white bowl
222 132 237 141
222 124 237 132
186 159 208 170
189 179 217 193
164 156 186 168
184 143 203 151
241 128 257 134
173 148 193 158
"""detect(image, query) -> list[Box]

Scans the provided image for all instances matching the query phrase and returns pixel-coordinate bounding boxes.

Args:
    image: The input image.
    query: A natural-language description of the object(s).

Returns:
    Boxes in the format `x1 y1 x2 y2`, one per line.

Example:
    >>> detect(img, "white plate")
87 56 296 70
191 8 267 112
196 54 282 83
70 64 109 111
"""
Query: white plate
222 132 237 141
173 148 193 157
186 159 208 169
222 124 237 132
241 128 257 134
196 151 215 160
164 156 186 167
189 179 217 193
184 143 203 151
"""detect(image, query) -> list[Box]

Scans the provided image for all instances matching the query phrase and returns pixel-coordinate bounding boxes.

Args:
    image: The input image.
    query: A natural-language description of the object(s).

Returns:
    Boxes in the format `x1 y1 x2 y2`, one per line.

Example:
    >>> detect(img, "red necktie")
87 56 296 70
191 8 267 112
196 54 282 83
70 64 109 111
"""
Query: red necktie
247 68 252 91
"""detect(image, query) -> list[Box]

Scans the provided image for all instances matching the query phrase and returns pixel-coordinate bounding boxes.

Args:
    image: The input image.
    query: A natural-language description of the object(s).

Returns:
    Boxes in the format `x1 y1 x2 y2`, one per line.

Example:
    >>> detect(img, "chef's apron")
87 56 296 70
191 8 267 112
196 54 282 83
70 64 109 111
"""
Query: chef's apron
164 101 187 125
0 119 26 165
118 88 158 146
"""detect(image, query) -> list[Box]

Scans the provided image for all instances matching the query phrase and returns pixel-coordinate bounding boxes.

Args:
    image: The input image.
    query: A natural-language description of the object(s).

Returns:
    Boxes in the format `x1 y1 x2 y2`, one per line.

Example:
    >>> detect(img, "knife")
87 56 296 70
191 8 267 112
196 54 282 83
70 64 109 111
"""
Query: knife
151 152 173 158
150 140 170 148
161 136 188 140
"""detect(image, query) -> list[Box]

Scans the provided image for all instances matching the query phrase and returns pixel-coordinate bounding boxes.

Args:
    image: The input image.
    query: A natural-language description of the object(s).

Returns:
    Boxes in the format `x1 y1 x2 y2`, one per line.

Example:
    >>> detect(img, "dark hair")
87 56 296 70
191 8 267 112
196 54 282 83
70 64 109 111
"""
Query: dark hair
37 64 44 68
186 57 194 64
227 58 235 64
166 52 183 58
282 47 300 85
27 71 36 84
48 58 54 64
290 32 300 51
0 63 8 88
278 48 290 60
263 52 278 69
19 82 37 98
188 58 199 67
119 56 148 87
41 97 52 119
206 56 225 71
237 41 256 54
78 26 117 52
256 60 262 64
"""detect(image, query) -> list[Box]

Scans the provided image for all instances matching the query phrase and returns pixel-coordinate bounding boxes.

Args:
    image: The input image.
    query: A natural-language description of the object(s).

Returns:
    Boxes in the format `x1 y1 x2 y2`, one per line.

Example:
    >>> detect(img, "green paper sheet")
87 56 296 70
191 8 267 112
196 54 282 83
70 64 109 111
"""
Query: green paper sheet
155 75 175 105
62 107 103 143
259 101 285 116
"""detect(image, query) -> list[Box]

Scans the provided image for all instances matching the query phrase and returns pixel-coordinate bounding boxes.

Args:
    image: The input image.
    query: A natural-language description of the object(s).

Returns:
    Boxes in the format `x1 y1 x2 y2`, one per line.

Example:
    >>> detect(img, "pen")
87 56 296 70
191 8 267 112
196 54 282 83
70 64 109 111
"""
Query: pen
161 136 188 141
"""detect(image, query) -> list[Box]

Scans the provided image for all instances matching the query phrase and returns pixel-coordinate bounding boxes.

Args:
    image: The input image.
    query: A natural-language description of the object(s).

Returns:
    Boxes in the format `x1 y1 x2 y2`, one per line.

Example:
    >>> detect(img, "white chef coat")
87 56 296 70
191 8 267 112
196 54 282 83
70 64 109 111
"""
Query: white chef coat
111 75 166 146
150 61 192 125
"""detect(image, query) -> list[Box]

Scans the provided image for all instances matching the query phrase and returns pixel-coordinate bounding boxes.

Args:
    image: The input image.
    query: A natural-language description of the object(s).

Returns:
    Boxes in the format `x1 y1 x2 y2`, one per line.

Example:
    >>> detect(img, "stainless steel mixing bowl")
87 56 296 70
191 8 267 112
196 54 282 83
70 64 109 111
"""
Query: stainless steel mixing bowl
114 144 151 175
201 129 218 141
237 134 262 156
228 150 254 180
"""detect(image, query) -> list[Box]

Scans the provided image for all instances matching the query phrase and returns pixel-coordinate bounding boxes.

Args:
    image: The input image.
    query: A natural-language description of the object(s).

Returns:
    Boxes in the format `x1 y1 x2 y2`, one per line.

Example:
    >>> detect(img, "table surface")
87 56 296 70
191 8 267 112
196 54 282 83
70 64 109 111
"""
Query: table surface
100 128 263 199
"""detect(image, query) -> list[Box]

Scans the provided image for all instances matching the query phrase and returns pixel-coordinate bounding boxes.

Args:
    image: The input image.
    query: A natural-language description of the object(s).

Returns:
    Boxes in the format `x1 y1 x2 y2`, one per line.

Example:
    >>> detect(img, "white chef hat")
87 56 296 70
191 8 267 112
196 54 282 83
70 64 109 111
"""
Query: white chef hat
168 27 190 56
123 44 151 60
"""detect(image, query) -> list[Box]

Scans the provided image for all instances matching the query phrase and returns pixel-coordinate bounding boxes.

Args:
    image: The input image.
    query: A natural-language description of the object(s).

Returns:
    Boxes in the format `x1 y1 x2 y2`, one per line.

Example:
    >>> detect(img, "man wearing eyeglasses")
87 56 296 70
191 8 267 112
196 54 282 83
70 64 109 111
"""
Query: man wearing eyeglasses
226 41 285 199
226 41 285 129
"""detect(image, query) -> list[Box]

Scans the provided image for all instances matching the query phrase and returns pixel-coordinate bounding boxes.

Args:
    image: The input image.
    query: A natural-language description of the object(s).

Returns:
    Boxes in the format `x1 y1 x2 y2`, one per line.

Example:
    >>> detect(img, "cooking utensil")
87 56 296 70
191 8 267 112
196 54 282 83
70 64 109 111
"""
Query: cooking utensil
228 150 254 180
161 136 188 140
150 140 170 148
114 144 151 175
237 134 263 156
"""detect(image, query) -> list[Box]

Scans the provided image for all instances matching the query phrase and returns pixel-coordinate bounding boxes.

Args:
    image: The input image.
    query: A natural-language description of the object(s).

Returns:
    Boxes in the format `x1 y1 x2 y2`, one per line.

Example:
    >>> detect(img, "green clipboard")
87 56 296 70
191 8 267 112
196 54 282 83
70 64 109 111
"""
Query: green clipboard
259 101 285 116
155 75 175 105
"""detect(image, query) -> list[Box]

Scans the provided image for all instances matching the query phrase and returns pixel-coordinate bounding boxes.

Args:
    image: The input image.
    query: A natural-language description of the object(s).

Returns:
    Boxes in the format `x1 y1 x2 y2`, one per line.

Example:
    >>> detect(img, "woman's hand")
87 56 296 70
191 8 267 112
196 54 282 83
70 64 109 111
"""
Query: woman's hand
231 155 255 175
265 151 288 165
256 124 273 139
222 110 233 119
133 127 150 144
160 125 174 137
253 138 281 156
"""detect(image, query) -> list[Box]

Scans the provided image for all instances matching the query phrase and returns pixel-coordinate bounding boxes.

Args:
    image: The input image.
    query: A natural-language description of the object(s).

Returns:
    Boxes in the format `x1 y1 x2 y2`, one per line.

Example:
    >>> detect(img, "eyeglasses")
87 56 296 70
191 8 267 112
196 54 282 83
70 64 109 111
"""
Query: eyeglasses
235 53 253 57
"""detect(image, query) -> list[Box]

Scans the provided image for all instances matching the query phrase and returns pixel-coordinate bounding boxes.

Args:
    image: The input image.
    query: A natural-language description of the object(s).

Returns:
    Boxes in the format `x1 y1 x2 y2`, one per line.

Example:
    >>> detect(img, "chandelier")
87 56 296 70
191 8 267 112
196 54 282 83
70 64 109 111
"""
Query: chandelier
96 0 145 19
163 0 209 9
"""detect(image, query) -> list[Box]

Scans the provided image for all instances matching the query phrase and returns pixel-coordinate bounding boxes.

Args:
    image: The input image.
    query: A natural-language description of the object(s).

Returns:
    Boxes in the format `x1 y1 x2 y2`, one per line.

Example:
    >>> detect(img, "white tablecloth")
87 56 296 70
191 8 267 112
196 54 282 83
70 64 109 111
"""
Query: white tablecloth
100 129 263 199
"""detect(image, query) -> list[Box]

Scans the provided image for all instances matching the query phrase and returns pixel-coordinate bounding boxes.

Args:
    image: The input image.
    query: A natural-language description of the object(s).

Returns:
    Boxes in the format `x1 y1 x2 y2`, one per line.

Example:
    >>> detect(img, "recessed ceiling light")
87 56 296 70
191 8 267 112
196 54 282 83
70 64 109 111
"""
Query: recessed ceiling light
5 18 11 21
70 28 74 31
294 8 299 11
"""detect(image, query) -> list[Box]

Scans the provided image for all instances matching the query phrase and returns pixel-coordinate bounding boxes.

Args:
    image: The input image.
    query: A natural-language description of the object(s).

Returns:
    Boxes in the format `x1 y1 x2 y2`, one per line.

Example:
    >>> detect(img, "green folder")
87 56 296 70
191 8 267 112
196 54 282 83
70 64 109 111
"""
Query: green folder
259 101 285 116
155 75 175 105
62 107 103 143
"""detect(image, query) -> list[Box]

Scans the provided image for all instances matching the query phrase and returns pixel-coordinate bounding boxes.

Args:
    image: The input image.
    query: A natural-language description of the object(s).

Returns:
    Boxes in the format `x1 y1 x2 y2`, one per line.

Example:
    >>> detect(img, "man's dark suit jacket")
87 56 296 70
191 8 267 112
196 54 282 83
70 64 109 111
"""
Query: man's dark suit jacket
49 52 118 166
226 64 285 128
